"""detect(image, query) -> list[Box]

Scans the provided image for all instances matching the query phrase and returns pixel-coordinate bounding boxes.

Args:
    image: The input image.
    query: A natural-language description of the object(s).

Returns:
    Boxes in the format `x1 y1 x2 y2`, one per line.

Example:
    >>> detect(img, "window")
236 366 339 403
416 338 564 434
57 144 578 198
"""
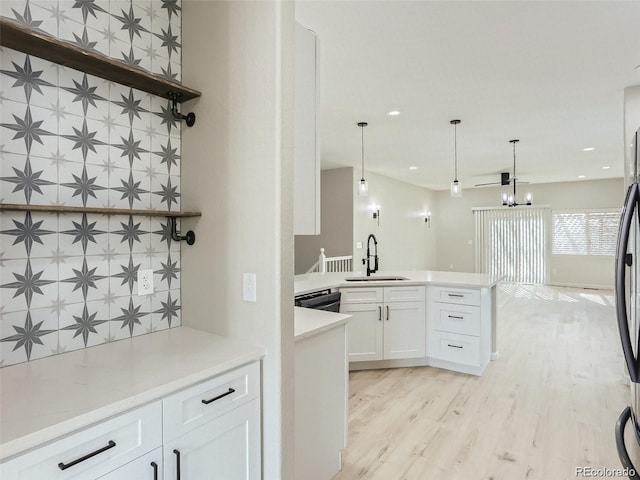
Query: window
552 209 619 256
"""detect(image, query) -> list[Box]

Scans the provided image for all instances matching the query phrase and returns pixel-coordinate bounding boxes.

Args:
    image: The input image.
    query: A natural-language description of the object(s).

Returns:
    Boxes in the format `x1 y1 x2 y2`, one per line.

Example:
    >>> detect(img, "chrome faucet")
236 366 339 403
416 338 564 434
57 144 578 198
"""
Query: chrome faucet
363 234 379 276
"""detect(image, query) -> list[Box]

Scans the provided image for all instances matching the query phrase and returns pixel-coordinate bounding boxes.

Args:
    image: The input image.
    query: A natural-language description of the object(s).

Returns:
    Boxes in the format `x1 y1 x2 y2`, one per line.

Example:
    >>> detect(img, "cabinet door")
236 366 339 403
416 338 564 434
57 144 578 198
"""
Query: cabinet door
384 301 426 360
163 399 260 480
342 302 383 361
98 448 162 480
293 22 320 235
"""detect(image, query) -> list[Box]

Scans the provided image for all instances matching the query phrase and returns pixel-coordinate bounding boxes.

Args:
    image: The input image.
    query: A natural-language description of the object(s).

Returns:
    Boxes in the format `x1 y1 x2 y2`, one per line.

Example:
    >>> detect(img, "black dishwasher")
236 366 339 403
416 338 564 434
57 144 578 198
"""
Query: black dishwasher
294 290 341 312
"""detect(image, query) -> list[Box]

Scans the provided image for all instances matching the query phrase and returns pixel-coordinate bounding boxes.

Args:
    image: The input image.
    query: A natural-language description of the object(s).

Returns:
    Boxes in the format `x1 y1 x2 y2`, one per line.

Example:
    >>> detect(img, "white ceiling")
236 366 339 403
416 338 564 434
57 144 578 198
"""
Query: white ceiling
295 1 640 191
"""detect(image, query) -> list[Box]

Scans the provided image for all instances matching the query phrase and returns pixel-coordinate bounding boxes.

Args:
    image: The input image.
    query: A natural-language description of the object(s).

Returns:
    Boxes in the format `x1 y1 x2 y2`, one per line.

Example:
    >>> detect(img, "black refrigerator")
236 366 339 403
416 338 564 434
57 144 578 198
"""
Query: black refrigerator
615 85 640 479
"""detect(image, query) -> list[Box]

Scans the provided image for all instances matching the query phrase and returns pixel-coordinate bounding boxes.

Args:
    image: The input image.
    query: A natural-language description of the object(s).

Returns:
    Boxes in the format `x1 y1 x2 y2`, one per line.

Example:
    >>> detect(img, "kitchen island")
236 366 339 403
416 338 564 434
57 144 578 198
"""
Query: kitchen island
295 270 499 376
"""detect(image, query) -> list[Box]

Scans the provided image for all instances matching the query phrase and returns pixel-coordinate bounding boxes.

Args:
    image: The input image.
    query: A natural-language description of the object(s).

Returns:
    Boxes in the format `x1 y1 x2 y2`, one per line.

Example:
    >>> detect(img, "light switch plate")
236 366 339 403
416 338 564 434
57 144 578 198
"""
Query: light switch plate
243 273 257 302
137 269 154 295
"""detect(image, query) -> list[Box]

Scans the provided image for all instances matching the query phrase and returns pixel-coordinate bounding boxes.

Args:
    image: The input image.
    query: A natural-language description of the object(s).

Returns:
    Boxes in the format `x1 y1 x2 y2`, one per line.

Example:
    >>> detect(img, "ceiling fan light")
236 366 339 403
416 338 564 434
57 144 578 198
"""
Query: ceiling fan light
501 192 508 205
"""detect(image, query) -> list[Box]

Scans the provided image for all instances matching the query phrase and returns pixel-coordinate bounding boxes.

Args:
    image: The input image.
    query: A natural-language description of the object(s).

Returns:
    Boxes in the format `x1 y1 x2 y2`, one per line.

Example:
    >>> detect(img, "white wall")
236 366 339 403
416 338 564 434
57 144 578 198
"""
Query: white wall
295 167 353 274
181 2 295 479
353 170 438 273
435 178 624 288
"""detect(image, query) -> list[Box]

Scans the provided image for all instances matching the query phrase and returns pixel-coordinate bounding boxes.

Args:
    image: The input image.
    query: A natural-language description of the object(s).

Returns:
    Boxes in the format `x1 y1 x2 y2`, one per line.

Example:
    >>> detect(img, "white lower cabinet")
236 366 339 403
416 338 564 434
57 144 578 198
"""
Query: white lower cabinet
384 301 426 359
342 301 383 361
1 362 261 480
341 286 426 363
98 448 163 480
0 401 162 480
164 400 260 480
427 285 490 375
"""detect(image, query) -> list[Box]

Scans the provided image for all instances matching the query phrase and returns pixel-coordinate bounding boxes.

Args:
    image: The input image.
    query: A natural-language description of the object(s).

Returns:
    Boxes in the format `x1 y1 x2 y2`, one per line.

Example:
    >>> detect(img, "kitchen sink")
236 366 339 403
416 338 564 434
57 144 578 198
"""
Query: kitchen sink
344 276 409 282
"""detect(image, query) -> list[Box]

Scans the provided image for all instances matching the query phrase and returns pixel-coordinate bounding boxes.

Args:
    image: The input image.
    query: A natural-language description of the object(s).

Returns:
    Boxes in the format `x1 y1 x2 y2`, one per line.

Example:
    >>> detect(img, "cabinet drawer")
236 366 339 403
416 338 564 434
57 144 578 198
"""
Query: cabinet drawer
1 402 162 480
163 361 260 442
430 285 480 306
431 303 481 337
339 287 383 304
97 447 162 480
384 286 425 303
428 331 480 367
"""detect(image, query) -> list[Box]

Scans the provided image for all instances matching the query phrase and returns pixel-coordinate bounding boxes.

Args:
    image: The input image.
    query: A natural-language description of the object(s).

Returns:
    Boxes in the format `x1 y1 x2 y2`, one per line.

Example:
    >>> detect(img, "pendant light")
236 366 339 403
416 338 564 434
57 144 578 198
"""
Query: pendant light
358 122 369 196
450 119 462 197
501 139 533 207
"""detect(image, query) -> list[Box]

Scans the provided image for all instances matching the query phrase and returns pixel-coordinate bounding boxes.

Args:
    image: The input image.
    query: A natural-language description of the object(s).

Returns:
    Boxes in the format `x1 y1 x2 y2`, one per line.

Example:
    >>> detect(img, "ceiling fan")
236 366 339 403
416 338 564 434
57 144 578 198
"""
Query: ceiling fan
474 140 529 187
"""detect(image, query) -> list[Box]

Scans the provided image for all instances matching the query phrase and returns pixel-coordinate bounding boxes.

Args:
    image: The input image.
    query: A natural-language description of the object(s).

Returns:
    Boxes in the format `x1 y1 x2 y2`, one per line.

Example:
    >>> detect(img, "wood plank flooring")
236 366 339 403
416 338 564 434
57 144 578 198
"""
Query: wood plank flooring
333 284 628 480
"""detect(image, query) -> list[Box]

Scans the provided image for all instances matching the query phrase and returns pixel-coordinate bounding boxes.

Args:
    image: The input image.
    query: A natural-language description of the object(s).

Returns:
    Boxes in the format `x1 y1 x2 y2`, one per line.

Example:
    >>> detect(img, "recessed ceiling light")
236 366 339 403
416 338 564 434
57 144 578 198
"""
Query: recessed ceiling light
578 175 586 179
409 166 417 170
386 110 401 116
583 147 595 152
602 166 611 170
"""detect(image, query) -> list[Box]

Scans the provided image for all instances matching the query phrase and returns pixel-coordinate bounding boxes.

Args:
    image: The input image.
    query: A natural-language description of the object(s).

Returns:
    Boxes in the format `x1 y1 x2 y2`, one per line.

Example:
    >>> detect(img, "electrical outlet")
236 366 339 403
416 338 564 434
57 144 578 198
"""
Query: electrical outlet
137 269 154 295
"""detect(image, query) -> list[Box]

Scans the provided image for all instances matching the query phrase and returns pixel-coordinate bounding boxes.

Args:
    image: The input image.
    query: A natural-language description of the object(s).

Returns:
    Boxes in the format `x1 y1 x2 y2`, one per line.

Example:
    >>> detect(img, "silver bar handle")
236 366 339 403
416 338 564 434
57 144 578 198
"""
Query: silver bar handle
615 183 640 382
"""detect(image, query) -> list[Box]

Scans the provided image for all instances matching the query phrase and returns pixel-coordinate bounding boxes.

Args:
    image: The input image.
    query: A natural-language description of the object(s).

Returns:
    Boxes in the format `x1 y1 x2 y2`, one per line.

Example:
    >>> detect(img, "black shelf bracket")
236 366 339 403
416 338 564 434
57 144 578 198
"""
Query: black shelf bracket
168 216 196 245
168 92 196 127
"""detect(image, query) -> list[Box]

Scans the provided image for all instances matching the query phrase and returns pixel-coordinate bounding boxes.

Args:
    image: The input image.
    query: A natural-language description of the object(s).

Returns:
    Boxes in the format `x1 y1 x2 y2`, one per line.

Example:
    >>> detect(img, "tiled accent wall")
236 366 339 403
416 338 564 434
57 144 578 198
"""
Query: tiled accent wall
0 0 183 367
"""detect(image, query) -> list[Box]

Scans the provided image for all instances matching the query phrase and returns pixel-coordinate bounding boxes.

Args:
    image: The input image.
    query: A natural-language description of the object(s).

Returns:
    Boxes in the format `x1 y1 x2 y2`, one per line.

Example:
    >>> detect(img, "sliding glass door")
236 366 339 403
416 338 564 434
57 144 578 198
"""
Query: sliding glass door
474 207 551 284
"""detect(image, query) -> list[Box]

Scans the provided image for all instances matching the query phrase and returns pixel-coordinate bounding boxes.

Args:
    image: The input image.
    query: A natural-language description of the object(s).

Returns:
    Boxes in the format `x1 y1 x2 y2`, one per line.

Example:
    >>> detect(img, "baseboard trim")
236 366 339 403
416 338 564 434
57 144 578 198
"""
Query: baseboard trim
349 356 489 376
547 282 612 290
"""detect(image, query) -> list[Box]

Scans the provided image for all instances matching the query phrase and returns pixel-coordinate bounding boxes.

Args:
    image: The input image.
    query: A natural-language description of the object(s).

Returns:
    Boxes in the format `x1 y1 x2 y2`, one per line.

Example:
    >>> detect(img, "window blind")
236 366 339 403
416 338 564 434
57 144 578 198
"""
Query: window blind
474 206 550 284
552 209 619 256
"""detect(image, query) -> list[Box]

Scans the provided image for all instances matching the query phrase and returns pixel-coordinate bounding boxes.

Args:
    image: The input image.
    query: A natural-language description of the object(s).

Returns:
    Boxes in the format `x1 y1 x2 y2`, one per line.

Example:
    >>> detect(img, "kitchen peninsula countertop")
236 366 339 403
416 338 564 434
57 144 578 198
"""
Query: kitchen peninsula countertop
0 327 265 462
294 270 499 296
294 306 349 341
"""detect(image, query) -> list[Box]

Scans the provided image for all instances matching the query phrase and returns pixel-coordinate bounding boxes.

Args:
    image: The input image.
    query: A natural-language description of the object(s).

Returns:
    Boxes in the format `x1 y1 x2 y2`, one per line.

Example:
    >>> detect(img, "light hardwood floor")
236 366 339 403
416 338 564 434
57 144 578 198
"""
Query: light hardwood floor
334 284 628 480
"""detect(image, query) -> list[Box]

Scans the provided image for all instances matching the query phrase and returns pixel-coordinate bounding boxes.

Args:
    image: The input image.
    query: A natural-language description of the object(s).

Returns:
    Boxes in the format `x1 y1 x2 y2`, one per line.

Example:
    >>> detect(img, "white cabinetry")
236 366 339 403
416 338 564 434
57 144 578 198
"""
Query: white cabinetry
295 322 347 480
163 402 260 480
341 286 426 363
427 285 490 375
0 362 261 480
294 22 320 235
98 449 162 480
0 401 162 480
162 362 261 480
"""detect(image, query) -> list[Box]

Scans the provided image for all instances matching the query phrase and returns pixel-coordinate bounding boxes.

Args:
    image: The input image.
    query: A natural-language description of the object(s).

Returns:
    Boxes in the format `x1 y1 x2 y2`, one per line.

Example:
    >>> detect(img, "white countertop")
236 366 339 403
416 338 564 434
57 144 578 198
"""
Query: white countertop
294 270 499 296
0 327 265 461
294 307 349 342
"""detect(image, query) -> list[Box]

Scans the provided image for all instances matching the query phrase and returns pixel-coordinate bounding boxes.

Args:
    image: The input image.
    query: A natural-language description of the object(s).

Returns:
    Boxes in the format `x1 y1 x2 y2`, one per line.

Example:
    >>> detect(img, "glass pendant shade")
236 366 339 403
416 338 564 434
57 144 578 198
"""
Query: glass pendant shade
358 178 369 196
524 192 533 205
501 192 508 205
357 122 369 197
450 180 462 197
449 119 462 198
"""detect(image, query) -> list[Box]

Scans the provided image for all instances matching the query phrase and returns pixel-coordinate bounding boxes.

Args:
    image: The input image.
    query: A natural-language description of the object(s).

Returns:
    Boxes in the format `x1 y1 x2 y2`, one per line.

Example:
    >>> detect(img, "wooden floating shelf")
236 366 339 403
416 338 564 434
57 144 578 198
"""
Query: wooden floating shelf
0 17 201 102
0 203 202 218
